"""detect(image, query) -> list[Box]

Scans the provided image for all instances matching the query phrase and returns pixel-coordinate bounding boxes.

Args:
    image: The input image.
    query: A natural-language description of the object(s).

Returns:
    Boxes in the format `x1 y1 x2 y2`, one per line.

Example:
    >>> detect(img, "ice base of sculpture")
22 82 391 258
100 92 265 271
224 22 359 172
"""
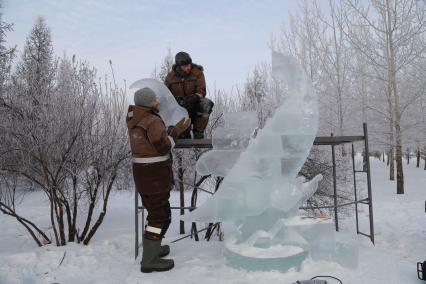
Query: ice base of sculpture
224 213 359 272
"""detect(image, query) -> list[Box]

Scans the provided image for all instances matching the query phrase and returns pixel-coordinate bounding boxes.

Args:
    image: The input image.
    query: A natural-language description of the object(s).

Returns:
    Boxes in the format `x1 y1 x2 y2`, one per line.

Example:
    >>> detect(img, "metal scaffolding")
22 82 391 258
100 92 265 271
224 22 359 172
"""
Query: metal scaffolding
134 123 374 259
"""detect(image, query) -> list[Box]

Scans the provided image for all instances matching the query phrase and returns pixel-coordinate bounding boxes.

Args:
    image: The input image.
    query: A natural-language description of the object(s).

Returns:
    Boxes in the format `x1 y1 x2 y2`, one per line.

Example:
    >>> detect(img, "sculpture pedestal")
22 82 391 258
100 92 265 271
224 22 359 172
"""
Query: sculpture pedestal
224 236 309 272
224 215 358 272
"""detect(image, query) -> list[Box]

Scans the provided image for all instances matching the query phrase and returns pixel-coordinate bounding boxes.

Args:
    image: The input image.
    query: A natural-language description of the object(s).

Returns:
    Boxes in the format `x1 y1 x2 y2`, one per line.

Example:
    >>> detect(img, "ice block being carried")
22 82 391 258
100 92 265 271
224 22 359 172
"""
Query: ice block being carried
130 78 188 127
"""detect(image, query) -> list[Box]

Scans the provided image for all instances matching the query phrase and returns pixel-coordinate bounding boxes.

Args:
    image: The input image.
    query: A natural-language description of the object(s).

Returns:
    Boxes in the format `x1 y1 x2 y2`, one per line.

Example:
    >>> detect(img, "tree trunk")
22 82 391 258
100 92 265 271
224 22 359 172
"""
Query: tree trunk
392 65 404 194
79 189 98 242
393 86 404 193
82 175 116 245
328 0 346 156
68 177 78 242
71 191 78 242
406 150 409 165
424 154 426 170
0 203 51 246
49 189 60 246
80 196 96 242
56 199 66 246
416 149 420 168
387 103 395 179
385 0 403 194
389 147 395 181
387 149 390 166
64 201 74 242
395 142 404 194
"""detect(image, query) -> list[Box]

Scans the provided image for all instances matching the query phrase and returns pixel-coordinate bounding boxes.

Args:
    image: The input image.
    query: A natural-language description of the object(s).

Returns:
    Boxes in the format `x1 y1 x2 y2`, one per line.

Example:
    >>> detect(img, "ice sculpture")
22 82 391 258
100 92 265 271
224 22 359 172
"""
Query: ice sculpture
129 79 188 126
196 111 258 177
189 52 358 271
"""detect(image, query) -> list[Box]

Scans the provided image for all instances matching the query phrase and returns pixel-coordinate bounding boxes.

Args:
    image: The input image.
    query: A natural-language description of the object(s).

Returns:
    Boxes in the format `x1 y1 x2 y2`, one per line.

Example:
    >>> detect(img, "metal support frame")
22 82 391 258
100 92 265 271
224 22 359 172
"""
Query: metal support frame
134 124 375 259
134 140 213 259
349 124 375 243
363 123 375 243
331 133 339 232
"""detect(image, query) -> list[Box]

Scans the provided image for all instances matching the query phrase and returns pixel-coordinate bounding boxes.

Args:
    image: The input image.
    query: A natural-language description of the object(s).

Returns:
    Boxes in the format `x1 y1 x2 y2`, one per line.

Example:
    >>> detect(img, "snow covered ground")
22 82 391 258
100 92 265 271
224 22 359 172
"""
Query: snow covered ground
0 157 425 284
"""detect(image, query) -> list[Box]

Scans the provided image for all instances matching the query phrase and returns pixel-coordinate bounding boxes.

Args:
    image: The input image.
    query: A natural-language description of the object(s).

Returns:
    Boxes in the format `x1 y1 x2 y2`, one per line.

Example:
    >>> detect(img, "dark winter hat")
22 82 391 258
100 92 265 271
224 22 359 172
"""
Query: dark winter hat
134 87 156 107
175 51 192 66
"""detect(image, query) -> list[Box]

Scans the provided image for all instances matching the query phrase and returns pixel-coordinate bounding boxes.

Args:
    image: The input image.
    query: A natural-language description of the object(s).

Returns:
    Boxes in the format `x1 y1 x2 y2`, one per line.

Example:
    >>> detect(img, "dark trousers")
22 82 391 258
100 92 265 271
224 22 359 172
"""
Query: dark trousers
140 192 171 240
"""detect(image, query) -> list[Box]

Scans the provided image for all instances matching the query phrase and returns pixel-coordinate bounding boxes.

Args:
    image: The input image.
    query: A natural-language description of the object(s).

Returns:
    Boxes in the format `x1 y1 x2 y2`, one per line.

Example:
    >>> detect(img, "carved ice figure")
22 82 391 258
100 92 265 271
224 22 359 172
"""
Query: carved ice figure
189 52 319 222
189 52 358 271
196 111 258 177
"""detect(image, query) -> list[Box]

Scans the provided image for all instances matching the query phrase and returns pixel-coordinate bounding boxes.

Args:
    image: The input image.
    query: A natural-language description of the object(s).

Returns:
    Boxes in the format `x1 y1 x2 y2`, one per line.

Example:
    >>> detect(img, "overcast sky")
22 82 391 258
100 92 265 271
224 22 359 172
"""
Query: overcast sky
3 0 298 93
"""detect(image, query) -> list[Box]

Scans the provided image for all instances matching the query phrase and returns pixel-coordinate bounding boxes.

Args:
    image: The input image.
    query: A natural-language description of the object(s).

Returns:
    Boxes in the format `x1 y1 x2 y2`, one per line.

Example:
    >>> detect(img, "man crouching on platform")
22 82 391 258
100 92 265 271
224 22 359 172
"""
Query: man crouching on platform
126 87 190 273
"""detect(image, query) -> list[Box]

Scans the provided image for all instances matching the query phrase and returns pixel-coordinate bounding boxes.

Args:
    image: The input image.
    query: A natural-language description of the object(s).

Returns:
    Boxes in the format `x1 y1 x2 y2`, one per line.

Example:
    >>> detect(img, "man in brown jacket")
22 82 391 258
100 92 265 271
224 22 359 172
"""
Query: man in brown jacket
165 51 214 139
126 87 190 273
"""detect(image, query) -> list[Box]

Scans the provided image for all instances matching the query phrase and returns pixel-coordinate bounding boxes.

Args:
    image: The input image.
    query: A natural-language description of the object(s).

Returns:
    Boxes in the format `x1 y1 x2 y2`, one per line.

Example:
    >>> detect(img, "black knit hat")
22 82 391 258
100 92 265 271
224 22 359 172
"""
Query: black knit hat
175 51 192 66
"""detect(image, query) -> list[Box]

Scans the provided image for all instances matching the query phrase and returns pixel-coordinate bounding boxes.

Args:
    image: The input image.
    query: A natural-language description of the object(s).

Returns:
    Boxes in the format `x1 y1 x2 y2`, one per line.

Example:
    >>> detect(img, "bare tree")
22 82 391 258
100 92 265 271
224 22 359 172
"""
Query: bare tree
343 0 426 194
0 17 130 246
151 47 173 82
241 63 269 127
14 16 55 106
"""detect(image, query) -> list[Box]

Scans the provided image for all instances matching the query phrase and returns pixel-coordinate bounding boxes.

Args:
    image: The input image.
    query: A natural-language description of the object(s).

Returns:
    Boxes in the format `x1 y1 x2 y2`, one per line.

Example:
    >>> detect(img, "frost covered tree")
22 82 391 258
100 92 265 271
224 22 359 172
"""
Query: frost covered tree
276 0 426 195
0 12 14 97
319 0 352 145
276 0 353 144
0 10 15 141
14 16 55 106
273 1 363 212
0 14 51 247
343 0 426 194
241 64 268 127
0 18 130 247
151 47 173 82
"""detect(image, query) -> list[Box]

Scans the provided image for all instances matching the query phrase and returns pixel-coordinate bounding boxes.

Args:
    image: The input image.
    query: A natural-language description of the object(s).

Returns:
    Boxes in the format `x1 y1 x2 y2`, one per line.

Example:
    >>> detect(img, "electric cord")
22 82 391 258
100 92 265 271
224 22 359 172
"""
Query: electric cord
311 275 343 283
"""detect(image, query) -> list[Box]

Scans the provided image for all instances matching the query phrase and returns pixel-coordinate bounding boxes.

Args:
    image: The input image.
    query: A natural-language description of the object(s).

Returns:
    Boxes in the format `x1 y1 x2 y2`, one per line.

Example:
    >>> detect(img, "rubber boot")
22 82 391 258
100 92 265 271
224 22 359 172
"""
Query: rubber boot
193 116 209 139
159 240 170 258
141 237 174 273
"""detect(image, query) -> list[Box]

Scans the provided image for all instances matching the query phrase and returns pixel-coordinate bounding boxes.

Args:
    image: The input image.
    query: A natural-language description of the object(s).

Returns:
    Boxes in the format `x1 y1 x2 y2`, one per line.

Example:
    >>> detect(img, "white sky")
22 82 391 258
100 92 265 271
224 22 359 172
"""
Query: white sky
3 0 299 93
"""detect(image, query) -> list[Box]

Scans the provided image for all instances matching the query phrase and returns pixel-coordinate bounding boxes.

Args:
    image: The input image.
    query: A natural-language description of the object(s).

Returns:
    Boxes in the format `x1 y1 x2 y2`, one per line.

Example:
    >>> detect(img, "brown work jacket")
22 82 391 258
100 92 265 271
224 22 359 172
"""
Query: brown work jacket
126 105 174 195
165 64 206 99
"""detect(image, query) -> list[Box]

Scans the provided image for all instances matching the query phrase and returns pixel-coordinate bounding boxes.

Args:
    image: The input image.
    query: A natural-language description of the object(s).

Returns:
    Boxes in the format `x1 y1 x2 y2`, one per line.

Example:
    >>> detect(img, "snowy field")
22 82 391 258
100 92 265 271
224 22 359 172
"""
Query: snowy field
0 157 425 284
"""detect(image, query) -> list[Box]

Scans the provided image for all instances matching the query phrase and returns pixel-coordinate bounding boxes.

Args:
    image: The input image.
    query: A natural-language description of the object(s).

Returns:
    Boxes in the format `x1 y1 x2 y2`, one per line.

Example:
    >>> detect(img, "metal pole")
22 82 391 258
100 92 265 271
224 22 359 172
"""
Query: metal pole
352 143 360 234
363 123 375 244
171 223 220 243
134 188 138 259
331 133 339 232
178 154 185 234
142 207 145 244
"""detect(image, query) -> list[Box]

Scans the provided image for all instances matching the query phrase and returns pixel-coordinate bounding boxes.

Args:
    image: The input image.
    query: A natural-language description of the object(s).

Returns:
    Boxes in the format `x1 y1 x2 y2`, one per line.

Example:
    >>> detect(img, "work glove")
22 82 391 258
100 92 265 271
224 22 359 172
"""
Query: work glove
196 97 214 116
182 94 200 111
168 117 191 139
